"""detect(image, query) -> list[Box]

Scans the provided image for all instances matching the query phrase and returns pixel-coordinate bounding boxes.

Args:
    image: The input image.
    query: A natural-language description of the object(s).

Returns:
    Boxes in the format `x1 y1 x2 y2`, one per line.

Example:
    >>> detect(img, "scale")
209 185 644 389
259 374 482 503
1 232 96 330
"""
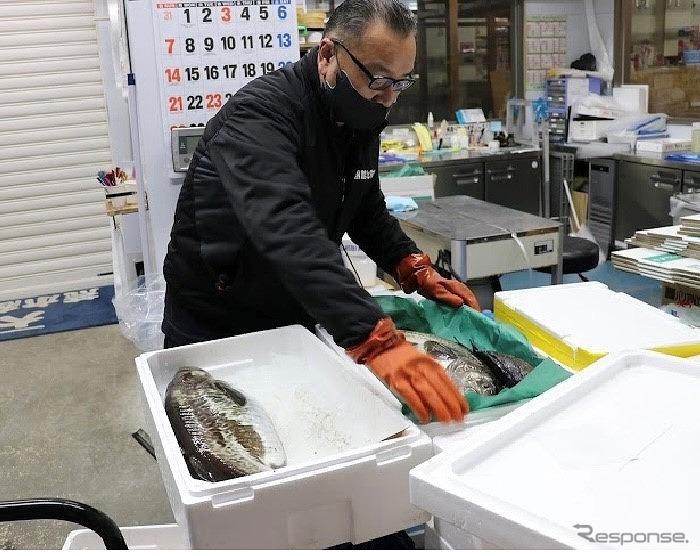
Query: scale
171 127 206 172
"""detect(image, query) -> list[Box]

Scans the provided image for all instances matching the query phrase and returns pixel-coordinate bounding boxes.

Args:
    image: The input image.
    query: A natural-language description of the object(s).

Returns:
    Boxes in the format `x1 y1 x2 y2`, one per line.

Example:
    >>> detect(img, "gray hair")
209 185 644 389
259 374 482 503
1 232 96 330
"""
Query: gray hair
324 0 416 45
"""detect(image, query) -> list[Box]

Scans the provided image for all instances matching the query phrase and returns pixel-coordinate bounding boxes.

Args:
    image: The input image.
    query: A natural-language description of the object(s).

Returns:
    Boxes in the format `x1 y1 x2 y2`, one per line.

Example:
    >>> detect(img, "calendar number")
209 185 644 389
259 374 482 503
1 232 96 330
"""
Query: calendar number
165 67 181 83
221 36 236 50
187 95 204 110
278 6 288 19
221 7 232 22
259 34 272 49
206 93 223 109
184 8 212 24
277 33 292 48
243 63 256 78
260 6 268 20
169 96 183 112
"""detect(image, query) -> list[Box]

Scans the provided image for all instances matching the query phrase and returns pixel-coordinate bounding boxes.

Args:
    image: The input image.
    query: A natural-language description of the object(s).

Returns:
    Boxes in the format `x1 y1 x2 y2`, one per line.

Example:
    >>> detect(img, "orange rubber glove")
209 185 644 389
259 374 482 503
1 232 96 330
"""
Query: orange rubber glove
346 317 468 424
395 253 481 311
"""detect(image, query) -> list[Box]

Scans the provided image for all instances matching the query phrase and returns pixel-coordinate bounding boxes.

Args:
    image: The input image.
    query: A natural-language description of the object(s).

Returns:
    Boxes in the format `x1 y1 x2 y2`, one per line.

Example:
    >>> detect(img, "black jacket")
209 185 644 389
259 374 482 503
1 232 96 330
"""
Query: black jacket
162 48 419 348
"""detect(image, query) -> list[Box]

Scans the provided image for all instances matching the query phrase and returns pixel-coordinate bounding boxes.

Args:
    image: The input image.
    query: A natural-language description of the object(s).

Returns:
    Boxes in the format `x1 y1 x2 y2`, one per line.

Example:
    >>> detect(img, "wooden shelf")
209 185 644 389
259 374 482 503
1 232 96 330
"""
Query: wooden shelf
105 200 139 216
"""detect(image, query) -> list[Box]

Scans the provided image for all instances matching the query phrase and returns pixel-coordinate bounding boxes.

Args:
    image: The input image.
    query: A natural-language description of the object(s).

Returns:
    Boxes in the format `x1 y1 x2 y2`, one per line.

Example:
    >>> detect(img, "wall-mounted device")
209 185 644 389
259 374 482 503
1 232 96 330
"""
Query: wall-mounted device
171 127 205 172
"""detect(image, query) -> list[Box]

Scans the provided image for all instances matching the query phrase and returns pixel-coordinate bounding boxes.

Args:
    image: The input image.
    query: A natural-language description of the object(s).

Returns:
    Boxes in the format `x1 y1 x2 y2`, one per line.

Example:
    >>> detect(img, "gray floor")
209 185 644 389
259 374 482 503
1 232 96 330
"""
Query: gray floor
0 325 174 550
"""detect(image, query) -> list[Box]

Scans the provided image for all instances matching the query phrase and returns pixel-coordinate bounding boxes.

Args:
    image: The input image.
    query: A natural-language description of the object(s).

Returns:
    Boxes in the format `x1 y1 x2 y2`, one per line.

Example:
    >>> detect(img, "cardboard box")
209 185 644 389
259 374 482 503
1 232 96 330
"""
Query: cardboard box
568 119 617 142
135 325 433 549
571 191 589 230
662 281 700 307
636 138 691 153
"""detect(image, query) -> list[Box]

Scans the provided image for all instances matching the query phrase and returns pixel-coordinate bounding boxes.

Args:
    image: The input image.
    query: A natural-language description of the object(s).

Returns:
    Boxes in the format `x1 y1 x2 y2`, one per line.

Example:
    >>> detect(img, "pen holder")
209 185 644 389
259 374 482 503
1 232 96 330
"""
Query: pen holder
104 181 137 209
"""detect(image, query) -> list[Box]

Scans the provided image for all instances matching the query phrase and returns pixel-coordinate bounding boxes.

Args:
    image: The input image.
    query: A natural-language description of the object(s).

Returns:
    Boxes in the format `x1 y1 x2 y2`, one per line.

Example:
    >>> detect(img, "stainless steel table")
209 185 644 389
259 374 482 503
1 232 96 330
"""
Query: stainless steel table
392 196 564 284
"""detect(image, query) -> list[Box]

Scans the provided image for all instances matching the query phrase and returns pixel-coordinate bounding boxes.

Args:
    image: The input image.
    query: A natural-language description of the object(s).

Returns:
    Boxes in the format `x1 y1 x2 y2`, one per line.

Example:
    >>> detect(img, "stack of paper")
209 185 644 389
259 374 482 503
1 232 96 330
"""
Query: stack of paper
680 214 700 238
612 247 700 288
626 225 700 259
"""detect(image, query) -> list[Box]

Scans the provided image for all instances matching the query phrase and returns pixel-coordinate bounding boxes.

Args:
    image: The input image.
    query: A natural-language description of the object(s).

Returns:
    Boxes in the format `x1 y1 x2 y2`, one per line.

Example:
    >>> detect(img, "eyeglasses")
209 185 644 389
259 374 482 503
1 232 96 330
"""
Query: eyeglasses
330 39 416 92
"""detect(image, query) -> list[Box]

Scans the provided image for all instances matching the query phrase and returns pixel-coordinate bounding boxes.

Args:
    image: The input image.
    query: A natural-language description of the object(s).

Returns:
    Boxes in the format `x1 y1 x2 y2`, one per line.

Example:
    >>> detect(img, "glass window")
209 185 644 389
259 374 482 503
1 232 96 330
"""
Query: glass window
390 0 515 124
617 0 700 118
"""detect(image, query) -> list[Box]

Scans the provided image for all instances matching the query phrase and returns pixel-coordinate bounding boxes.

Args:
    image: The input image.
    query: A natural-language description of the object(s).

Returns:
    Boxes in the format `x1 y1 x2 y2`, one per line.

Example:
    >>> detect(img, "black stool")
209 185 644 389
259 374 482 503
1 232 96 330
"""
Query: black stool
545 235 600 281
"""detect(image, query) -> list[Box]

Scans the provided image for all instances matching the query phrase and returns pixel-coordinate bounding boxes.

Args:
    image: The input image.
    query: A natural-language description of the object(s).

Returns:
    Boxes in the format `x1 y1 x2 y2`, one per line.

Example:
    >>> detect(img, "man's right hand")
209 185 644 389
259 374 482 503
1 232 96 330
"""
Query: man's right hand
345 318 468 424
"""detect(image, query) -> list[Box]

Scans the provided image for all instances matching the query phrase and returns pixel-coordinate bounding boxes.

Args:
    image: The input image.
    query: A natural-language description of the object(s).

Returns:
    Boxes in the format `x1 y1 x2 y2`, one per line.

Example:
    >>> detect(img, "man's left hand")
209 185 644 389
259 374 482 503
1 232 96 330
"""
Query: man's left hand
395 253 481 311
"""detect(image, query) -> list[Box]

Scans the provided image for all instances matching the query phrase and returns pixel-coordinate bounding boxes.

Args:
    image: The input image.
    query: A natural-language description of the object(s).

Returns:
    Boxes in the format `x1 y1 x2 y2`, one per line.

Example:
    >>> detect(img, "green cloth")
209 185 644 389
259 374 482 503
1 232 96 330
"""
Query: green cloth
374 296 572 419
381 162 426 177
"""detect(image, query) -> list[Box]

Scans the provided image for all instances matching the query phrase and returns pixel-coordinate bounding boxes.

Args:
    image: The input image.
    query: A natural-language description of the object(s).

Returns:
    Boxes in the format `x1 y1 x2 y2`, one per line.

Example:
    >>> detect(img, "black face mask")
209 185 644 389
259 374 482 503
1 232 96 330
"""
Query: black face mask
323 70 390 131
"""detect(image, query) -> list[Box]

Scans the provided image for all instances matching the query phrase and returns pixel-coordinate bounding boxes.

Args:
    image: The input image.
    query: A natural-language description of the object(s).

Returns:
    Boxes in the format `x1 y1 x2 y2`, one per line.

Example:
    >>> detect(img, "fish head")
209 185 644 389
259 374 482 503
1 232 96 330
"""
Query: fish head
173 366 212 386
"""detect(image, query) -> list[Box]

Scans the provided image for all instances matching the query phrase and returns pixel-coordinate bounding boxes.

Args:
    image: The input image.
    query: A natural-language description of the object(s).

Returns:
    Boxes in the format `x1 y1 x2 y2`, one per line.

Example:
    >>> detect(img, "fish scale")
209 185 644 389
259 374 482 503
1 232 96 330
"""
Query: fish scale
165 367 286 482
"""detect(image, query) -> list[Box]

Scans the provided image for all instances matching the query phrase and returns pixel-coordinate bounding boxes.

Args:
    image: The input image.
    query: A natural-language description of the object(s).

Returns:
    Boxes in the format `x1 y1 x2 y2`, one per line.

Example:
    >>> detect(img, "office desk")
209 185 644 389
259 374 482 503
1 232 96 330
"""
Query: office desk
392 196 564 284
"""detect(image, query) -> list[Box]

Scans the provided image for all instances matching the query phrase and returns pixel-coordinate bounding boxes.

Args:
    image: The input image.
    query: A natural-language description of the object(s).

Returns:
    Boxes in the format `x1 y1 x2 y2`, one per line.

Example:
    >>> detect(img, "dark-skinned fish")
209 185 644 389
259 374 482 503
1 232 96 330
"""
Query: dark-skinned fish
164 366 286 481
470 345 534 388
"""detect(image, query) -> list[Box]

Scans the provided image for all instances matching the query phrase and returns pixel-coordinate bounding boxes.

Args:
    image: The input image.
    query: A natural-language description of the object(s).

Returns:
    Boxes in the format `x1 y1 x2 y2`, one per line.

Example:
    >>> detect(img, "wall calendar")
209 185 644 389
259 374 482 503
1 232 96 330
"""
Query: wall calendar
152 1 300 131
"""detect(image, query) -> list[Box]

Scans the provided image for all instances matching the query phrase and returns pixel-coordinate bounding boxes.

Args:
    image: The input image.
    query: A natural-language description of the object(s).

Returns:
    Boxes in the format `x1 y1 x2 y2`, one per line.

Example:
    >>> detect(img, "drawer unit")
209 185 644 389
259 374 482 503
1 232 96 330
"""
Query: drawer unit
683 170 700 193
615 161 681 241
484 156 541 215
432 162 484 200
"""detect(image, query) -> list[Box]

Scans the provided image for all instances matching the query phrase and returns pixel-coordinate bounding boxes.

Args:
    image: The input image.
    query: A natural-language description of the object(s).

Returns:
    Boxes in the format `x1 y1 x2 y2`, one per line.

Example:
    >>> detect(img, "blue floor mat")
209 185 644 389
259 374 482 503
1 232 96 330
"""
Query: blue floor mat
499 261 662 308
0 285 118 341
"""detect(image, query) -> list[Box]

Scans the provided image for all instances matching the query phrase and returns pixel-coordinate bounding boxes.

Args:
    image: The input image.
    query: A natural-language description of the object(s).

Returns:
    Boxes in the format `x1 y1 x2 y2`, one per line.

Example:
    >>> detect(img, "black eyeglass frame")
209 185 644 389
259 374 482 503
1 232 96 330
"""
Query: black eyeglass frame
329 38 416 92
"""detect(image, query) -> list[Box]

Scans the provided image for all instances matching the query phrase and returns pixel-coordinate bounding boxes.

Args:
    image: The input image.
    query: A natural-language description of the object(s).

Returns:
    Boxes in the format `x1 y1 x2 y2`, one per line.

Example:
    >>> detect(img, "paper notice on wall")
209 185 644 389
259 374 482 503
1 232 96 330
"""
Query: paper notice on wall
525 15 567 92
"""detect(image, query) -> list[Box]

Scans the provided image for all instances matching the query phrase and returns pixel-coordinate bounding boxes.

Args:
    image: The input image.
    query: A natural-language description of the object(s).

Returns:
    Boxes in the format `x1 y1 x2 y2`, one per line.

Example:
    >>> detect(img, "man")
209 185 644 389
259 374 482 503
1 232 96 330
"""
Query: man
162 0 481 427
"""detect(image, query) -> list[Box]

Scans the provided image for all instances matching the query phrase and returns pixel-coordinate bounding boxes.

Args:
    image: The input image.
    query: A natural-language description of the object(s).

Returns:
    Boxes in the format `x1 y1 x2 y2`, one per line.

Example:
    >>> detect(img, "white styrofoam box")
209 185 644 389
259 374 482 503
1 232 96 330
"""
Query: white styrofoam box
379 175 435 200
423 522 454 550
63 524 186 550
432 518 500 550
410 350 700 550
135 325 433 549
428 400 529 452
494 281 700 370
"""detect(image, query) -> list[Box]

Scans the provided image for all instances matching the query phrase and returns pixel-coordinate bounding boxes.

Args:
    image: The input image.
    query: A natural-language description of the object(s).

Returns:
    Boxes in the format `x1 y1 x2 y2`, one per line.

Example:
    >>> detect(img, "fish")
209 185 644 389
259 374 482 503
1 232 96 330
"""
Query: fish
469 345 534 388
401 331 472 362
164 366 286 482
445 354 502 396
400 330 502 396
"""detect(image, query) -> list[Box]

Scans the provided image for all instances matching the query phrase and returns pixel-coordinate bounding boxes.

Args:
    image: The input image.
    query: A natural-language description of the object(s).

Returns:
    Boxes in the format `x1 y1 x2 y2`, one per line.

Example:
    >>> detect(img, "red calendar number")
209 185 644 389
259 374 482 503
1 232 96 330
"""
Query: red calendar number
169 96 183 112
221 7 232 22
164 38 175 54
165 67 181 83
205 93 223 109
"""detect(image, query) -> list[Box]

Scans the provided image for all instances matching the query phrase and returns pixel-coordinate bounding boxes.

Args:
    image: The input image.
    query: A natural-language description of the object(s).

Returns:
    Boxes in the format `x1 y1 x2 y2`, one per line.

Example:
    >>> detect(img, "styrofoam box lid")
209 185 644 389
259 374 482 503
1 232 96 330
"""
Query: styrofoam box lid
494 281 700 352
410 350 700 549
137 324 427 500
